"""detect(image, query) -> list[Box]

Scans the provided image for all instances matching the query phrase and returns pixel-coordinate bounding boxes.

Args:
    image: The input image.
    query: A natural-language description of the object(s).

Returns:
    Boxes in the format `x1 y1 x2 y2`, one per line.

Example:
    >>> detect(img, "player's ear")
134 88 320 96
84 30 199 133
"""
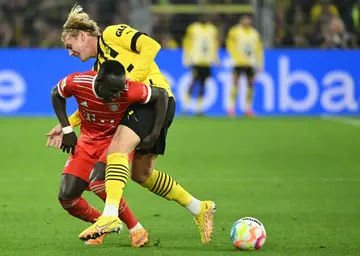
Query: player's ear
80 31 86 42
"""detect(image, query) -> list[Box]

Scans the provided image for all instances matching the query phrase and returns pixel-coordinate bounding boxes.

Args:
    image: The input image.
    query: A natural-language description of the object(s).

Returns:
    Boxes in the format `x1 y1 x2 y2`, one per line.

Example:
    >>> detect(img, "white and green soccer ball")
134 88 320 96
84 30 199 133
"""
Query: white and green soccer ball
230 217 266 250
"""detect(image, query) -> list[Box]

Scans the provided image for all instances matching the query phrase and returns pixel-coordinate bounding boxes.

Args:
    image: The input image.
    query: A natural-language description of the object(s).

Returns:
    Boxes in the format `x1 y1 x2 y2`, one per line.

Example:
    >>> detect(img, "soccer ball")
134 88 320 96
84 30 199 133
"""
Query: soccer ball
230 217 266 250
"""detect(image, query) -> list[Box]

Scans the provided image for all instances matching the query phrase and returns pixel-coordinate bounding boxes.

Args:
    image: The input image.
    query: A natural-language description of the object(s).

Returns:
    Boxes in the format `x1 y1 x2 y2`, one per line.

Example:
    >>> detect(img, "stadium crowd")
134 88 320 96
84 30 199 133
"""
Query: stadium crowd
0 0 359 48
275 0 359 48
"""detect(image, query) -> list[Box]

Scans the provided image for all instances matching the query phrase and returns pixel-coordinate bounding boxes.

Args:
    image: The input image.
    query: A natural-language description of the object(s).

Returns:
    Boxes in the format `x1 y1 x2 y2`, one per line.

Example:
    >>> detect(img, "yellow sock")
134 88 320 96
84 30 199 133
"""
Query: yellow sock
229 86 237 110
196 97 204 113
142 169 192 207
105 153 129 208
246 86 254 110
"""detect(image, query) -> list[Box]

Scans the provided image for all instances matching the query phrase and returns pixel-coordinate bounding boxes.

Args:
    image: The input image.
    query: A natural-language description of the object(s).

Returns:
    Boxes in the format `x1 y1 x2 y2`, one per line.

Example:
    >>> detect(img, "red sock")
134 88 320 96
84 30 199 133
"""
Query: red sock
59 197 101 223
89 180 139 229
89 180 106 201
118 198 138 230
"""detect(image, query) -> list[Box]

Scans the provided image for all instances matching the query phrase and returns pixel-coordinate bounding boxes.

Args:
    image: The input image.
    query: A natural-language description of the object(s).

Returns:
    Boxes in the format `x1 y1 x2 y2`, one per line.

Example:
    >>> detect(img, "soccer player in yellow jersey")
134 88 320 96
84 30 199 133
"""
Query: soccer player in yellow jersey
226 15 264 117
60 5 216 244
183 16 219 115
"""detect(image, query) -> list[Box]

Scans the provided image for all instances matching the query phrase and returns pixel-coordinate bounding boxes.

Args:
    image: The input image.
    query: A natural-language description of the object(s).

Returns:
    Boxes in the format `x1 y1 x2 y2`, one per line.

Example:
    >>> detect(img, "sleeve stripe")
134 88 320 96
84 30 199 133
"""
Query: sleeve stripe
130 32 144 53
143 84 152 104
57 82 67 98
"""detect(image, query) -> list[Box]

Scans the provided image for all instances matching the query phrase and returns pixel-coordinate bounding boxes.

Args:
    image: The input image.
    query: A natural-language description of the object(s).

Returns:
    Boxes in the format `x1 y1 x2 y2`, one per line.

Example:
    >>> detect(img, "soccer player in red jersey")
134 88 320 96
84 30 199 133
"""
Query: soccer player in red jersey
49 66 160 247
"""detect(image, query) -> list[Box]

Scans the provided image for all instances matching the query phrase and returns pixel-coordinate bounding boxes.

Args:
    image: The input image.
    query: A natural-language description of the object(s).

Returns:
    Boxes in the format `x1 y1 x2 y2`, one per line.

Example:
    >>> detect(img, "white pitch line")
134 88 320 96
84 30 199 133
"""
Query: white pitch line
180 177 360 183
0 178 35 183
0 177 359 183
321 115 360 127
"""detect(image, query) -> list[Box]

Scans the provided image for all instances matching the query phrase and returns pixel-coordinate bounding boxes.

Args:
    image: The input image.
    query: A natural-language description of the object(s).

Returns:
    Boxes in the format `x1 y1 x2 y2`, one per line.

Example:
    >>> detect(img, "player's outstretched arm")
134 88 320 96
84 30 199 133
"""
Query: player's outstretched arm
138 87 169 150
51 86 71 128
51 86 77 154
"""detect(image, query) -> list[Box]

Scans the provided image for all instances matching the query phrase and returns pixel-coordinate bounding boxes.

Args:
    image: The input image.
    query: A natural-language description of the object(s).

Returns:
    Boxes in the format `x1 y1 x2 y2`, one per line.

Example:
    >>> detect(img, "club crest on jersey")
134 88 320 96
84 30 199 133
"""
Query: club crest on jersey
108 103 120 111
104 46 111 56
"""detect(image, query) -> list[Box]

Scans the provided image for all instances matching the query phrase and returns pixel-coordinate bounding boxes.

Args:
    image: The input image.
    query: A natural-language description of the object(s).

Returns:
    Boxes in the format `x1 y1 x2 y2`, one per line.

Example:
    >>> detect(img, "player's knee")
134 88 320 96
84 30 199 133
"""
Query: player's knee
58 188 79 211
89 162 106 183
58 187 78 202
58 178 83 203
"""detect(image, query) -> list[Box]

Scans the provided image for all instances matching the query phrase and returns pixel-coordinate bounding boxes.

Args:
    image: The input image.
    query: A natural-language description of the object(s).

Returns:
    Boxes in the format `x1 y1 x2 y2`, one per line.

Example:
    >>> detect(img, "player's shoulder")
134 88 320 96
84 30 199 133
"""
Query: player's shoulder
227 26 236 37
206 23 218 33
229 25 239 33
59 72 80 84
187 22 199 31
81 70 98 77
103 24 136 40
249 27 260 36
62 71 96 89
207 23 217 29
69 71 97 80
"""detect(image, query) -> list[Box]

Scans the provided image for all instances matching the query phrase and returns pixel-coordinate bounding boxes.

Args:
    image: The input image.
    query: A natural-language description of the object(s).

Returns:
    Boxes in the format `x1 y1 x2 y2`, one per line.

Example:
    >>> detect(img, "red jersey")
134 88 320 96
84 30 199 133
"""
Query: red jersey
57 70 151 140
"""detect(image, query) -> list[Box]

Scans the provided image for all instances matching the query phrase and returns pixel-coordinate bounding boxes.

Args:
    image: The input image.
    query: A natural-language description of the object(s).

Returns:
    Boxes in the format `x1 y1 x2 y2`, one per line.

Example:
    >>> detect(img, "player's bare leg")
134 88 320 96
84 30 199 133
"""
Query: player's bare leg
229 73 240 117
58 174 105 243
88 162 149 247
131 153 216 244
245 75 255 117
79 125 139 241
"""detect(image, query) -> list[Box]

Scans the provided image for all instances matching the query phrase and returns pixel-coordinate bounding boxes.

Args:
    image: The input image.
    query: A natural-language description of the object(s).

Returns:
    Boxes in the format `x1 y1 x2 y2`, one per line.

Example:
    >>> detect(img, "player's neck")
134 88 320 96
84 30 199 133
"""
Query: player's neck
90 36 99 58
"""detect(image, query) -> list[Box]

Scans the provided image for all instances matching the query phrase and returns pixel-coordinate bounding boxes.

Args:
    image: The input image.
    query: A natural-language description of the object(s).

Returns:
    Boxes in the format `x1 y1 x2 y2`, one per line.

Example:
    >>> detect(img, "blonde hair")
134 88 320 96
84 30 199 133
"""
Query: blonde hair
62 5 100 41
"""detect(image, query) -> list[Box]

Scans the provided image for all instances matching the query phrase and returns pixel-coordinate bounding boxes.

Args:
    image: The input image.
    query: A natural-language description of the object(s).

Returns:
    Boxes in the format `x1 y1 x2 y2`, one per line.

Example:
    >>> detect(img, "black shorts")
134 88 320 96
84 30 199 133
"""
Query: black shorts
120 98 176 155
192 66 211 82
234 66 255 78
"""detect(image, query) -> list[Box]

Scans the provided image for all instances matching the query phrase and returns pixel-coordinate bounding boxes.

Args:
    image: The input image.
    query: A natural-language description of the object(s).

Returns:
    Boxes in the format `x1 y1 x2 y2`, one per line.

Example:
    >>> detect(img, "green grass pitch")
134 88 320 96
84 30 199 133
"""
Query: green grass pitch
0 117 359 256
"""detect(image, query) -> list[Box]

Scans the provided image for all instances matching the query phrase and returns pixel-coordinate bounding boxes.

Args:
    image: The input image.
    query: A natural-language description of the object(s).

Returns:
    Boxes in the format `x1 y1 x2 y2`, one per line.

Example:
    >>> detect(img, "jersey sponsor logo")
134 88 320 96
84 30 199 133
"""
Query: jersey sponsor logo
80 101 88 107
104 46 111 56
108 103 120 111
115 25 128 37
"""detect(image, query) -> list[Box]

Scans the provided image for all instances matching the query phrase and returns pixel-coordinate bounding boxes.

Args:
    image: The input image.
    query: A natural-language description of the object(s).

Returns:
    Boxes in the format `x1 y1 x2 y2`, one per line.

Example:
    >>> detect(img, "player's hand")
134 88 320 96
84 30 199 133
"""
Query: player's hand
46 124 63 148
61 132 77 154
137 132 160 151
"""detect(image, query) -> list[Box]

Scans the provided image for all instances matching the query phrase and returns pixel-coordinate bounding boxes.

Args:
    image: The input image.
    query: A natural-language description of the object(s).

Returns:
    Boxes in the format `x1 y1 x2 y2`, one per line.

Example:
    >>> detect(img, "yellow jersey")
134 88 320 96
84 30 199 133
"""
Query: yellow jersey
226 25 263 69
93 24 173 98
182 22 219 67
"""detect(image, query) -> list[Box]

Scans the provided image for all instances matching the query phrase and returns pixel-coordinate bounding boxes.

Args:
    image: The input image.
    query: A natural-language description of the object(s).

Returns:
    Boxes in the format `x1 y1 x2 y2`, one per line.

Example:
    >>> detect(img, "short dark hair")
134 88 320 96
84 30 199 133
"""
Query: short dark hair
98 60 126 78
95 60 127 102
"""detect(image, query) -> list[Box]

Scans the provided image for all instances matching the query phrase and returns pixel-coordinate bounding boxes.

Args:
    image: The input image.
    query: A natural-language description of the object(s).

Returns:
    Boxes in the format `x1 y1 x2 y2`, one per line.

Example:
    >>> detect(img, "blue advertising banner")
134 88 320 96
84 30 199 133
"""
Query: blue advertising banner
0 49 359 116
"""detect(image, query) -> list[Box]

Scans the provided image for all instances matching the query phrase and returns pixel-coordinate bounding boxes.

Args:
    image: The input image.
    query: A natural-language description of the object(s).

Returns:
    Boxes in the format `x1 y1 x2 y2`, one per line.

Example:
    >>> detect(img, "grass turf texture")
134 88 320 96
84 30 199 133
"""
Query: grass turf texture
0 117 359 256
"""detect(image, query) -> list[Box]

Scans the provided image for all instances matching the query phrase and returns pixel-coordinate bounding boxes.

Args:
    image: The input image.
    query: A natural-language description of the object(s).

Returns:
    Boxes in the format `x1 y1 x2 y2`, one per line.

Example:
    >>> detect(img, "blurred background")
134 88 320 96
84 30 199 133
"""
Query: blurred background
1 2 360 255
0 0 359 116
1 0 359 49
